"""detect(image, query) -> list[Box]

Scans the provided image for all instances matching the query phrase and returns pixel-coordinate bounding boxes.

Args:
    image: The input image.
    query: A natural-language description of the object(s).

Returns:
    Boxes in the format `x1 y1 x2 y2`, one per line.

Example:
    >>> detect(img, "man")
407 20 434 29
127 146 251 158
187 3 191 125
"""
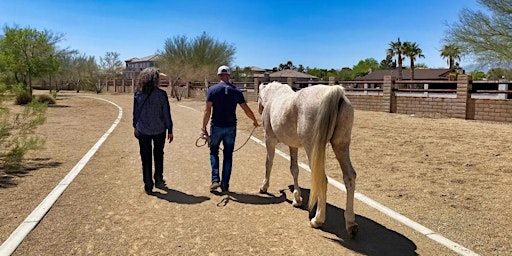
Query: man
202 65 259 193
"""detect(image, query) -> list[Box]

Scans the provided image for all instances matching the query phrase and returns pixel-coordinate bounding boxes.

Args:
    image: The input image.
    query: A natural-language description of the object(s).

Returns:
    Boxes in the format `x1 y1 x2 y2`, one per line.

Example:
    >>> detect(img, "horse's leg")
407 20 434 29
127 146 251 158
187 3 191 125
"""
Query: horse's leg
332 143 358 238
289 147 302 207
259 138 277 193
310 183 327 228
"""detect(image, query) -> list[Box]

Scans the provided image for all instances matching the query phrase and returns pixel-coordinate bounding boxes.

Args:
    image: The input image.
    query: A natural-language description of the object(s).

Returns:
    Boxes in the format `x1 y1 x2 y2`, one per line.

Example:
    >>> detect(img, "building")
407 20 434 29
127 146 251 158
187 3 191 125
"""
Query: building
123 54 159 79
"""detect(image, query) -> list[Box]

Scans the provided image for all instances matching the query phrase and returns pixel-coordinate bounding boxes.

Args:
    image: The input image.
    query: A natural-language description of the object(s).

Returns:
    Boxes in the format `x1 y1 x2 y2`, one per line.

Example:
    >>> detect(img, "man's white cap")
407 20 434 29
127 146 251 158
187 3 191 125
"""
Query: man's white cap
217 65 230 75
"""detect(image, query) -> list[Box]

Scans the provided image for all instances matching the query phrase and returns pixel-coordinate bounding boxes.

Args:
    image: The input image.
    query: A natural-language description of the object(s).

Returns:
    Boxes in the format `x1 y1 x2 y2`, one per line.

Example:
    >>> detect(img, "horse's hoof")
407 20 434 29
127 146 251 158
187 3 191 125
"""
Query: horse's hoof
347 223 359 238
310 218 323 228
259 187 267 194
291 199 302 207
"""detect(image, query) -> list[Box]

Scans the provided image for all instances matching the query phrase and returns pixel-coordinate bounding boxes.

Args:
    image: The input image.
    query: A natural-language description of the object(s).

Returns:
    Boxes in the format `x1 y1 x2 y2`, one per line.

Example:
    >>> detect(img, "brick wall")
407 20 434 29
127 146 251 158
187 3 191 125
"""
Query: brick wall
395 97 461 117
469 99 512 122
346 95 385 112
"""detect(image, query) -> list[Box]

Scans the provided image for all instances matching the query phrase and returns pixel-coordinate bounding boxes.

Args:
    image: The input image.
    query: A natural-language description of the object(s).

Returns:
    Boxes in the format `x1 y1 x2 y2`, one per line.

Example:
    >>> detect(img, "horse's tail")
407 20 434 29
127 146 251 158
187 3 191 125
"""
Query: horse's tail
308 86 345 211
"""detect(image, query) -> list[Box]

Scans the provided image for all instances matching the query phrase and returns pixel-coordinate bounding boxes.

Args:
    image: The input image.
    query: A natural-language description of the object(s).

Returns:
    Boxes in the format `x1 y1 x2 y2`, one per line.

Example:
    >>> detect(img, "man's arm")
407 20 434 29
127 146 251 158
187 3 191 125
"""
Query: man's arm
240 103 259 127
202 101 213 132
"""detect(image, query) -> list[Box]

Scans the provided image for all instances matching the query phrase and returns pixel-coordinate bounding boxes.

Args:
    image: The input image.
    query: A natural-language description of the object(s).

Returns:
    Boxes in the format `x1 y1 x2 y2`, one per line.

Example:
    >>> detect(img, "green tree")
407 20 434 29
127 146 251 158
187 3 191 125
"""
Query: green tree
486 68 512 80
444 0 512 66
469 70 486 80
99 51 123 80
387 37 405 79
277 61 297 71
403 41 425 80
440 44 462 70
338 67 353 81
414 63 428 69
55 51 98 92
306 68 328 80
157 32 235 85
379 55 396 70
352 58 379 78
0 25 62 94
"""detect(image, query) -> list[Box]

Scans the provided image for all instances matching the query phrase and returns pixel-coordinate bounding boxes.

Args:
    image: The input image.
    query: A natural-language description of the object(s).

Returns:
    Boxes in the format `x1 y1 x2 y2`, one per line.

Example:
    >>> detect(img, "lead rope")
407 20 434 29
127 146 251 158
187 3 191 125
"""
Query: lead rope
195 126 257 152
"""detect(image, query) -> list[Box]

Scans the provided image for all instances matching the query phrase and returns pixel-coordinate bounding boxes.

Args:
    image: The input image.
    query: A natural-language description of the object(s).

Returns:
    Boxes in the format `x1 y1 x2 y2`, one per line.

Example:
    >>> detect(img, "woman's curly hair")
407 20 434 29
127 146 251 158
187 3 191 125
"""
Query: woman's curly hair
138 67 160 94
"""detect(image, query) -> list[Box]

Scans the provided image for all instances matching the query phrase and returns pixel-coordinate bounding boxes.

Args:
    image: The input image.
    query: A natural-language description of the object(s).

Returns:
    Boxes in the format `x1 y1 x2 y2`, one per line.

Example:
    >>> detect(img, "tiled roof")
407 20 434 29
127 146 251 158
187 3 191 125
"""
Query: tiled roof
269 69 318 79
125 54 159 63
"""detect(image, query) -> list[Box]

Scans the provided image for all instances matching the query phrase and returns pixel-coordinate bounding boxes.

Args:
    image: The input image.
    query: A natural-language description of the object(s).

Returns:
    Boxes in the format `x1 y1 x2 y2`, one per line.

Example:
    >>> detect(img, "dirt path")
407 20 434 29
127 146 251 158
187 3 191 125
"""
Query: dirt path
1 91 510 255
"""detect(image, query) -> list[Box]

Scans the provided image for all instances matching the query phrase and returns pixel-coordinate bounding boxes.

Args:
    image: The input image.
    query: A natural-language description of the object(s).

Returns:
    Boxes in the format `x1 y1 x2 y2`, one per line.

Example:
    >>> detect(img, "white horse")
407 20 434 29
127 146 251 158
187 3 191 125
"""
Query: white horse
258 81 358 237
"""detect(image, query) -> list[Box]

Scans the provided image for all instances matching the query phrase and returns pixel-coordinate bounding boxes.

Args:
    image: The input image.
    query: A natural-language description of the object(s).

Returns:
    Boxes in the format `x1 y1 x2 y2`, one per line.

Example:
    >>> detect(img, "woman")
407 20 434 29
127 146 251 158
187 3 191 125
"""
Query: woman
133 67 174 194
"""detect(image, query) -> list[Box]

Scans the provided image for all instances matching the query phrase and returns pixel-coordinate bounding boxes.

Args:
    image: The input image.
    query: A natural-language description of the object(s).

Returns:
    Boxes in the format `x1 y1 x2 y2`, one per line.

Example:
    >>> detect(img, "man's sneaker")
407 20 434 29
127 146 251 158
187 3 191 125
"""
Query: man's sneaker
155 180 167 190
209 182 221 191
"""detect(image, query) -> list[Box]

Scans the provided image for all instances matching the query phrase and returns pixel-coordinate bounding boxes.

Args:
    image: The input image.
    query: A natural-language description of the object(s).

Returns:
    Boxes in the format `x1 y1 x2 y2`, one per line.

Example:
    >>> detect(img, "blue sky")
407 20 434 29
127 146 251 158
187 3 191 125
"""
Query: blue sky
0 0 484 70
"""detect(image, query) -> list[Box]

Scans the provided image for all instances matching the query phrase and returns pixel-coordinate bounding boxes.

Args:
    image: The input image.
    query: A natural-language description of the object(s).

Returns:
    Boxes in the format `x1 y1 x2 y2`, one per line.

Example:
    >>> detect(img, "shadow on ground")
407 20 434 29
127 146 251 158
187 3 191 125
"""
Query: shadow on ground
0 157 62 188
210 189 287 206
211 190 286 205
290 185 418 256
152 186 210 204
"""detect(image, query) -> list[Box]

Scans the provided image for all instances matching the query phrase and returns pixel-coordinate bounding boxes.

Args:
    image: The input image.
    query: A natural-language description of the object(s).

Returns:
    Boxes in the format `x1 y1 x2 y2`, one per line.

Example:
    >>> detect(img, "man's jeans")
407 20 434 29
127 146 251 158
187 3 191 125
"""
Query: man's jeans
209 126 236 191
138 131 166 189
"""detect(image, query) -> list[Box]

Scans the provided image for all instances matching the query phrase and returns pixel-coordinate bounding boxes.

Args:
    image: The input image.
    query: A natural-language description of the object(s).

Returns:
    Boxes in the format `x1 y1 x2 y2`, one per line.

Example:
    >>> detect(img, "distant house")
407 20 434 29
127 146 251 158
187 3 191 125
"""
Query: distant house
356 68 452 81
123 54 159 79
254 69 318 83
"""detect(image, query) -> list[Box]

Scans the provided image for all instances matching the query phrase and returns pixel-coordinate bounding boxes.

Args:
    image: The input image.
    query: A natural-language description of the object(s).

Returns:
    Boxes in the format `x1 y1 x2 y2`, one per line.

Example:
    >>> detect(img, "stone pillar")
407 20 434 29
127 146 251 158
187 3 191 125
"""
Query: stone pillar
287 77 296 90
328 77 335 86
455 74 472 119
383 75 396 113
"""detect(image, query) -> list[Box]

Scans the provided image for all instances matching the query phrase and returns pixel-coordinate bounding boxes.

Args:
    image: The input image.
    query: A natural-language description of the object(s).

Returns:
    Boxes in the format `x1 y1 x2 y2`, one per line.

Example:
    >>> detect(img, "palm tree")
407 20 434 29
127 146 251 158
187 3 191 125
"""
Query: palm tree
403 41 425 80
440 44 461 70
387 38 405 80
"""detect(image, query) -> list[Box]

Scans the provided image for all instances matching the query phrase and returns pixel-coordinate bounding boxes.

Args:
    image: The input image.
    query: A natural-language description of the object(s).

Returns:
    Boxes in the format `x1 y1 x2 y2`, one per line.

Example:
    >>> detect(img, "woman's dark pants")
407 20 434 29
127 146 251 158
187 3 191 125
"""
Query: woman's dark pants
138 131 166 191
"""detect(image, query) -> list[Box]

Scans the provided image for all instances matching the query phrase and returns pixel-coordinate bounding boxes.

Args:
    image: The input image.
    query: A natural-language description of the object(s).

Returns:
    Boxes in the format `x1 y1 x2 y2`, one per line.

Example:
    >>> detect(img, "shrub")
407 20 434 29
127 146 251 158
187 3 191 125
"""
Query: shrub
0 99 47 167
36 94 56 104
12 84 32 105
15 91 32 105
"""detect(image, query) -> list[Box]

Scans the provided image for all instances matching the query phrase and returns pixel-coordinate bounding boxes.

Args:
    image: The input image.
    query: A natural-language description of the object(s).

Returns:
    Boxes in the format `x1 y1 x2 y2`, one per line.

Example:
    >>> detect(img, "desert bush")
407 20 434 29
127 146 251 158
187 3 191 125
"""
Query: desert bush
12 84 32 105
14 92 32 105
36 94 56 104
0 93 47 167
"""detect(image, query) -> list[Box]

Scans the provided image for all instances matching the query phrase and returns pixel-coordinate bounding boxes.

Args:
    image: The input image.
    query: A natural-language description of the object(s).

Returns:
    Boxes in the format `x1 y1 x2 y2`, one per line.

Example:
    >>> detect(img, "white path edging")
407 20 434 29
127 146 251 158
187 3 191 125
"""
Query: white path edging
0 97 123 256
